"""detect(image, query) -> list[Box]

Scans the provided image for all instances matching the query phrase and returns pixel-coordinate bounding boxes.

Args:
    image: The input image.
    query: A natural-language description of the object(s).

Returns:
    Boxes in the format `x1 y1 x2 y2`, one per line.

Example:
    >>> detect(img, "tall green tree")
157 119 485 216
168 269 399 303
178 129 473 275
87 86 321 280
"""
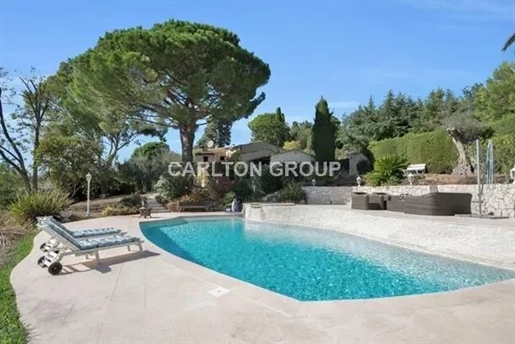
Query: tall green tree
288 121 312 151
132 141 171 158
474 62 515 122
196 119 232 148
248 107 290 147
0 67 54 192
339 97 380 153
311 97 337 162
45 62 167 195
119 143 181 193
36 134 101 197
66 20 270 162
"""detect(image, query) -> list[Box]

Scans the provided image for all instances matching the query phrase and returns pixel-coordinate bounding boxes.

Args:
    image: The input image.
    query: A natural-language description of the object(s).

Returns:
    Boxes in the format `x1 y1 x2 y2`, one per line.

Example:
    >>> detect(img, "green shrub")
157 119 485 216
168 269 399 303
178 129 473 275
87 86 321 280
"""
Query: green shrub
278 182 306 203
222 191 236 205
155 194 169 205
101 205 138 216
0 164 24 209
256 166 283 194
230 178 254 202
117 194 142 208
177 188 211 203
0 212 32 245
369 130 458 173
204 177 232 202
365 155 408 186
154 174 193 200
9 190 71 223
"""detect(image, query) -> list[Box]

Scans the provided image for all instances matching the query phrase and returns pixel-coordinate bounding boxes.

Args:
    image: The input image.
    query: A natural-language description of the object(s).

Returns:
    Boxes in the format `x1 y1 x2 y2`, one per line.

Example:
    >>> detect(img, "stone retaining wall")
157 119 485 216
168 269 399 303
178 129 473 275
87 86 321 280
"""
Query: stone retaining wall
302 186 352 205
243 204 515 268
302 184 515 217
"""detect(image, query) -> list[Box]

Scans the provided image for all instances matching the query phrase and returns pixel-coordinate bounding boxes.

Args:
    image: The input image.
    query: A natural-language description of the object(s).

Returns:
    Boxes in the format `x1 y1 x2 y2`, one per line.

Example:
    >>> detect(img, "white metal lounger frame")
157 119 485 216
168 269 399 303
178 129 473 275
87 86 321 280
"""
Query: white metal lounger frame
40 231 129 252
37 217 127 252
36 223 144 275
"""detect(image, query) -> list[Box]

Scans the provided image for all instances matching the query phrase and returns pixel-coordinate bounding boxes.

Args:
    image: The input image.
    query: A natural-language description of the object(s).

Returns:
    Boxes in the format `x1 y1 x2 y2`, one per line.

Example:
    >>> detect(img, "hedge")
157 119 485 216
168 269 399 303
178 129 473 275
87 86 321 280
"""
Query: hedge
369 130 458 173
489 115 515 136
489 133 515 174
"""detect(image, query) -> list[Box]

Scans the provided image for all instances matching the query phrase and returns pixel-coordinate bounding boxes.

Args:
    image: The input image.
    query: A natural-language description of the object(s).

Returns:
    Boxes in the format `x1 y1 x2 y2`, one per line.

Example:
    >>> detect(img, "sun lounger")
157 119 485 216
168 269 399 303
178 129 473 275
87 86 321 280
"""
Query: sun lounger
36 220 143 276
36 216 124 252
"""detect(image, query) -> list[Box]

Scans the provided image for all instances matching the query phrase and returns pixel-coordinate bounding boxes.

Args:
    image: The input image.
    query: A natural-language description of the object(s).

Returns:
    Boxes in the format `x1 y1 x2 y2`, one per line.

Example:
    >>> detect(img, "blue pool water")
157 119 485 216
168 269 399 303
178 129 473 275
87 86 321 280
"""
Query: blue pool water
140 217 515 301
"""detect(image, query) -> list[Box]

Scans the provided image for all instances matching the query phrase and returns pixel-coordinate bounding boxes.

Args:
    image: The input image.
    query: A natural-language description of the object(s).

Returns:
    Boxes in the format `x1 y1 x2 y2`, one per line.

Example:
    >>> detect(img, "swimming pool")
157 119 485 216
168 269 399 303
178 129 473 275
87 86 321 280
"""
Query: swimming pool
140 217 515 301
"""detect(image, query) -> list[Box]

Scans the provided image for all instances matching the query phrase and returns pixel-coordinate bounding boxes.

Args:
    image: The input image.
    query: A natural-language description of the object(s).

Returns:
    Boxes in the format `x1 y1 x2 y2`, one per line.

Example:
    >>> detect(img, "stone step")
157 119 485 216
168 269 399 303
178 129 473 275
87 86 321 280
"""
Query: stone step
145 200 168 212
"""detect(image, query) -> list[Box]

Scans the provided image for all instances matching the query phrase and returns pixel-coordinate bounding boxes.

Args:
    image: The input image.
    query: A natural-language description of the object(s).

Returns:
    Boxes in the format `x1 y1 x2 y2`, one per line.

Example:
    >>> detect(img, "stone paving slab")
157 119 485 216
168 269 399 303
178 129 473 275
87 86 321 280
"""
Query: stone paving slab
10 212 515 343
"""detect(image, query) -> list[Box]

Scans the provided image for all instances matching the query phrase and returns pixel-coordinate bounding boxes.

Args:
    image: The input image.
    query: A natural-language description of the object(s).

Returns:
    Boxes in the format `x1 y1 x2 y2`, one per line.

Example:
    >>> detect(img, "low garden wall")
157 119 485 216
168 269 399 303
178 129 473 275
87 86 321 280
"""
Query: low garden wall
302 184 515 217
302 186 352 205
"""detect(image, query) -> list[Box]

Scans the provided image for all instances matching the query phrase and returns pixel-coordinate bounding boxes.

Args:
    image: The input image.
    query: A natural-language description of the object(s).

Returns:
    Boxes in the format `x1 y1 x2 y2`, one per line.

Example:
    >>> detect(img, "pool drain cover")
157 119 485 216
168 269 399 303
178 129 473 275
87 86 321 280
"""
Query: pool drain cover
208 287 230 297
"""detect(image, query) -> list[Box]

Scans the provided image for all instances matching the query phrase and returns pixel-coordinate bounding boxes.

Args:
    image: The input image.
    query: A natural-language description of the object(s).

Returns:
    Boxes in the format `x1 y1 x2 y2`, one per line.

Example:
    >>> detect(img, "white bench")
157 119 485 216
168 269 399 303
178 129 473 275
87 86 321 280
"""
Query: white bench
405 163 426 175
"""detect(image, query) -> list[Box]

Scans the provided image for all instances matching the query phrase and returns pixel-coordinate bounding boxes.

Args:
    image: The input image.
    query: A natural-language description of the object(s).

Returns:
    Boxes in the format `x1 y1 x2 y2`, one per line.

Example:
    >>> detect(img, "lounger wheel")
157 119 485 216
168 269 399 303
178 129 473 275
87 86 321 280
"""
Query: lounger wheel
48 262 63 276
37 256 46 267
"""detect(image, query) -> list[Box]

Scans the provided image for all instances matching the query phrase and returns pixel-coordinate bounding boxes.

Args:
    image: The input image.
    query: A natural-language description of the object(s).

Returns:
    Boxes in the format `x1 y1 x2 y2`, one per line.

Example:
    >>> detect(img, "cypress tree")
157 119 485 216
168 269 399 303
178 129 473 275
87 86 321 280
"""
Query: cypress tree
311 97 336 162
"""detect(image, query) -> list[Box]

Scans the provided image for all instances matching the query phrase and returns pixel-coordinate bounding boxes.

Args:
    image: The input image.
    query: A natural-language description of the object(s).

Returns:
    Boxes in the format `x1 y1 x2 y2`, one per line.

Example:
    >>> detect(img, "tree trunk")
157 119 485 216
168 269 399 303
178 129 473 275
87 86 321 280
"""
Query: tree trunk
32 132 39 193
21 174 32 193
447 128 472 175
179 123 197 163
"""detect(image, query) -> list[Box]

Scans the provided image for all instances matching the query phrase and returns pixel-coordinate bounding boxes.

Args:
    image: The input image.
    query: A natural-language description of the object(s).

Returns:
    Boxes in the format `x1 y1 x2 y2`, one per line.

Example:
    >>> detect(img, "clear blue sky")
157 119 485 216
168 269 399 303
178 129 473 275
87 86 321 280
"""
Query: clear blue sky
1 0 513 160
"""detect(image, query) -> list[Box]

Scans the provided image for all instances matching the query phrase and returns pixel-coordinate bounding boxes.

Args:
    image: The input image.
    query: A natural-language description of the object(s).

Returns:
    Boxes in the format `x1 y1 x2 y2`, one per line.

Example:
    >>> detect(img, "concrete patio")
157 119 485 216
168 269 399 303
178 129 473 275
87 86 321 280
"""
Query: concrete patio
11 211 515 343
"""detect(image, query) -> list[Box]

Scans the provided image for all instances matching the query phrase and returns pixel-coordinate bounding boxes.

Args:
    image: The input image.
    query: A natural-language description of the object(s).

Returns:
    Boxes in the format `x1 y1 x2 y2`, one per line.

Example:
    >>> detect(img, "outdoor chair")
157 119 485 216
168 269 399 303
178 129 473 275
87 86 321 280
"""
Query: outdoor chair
403 192 472 216
368 192 388 210
36 219 143 276
351 192 370 210
37 217 124 252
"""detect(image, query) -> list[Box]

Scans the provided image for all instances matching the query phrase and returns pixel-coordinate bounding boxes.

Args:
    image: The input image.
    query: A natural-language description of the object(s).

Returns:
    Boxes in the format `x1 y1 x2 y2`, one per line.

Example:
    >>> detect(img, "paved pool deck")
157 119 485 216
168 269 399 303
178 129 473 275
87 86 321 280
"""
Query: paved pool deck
11 210 515 343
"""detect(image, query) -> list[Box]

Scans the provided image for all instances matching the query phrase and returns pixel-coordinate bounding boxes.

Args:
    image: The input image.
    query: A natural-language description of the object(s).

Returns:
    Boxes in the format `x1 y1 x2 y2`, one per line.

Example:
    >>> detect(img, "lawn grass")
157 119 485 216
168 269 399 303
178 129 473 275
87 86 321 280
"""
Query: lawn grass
0 235 34 343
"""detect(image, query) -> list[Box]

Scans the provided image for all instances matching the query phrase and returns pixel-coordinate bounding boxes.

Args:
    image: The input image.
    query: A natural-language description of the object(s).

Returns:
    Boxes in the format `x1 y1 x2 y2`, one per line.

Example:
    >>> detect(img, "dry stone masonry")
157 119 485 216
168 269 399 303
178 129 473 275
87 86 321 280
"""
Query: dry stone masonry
302 184 515 218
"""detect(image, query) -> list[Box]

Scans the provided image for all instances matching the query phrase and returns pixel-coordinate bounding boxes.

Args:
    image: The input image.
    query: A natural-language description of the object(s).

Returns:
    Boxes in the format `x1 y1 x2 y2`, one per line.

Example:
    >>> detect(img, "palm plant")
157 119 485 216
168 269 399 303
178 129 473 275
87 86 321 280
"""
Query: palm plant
502 33 515 52
365 155 408 186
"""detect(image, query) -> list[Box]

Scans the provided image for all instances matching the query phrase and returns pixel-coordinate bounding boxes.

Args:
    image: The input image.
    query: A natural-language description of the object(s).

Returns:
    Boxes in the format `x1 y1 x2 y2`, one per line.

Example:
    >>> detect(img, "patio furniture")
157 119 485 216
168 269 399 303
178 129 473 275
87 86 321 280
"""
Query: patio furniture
36 217 124 252
403 192 472 216
404 163 426 175
351 192 370 210
386 195 405 212
368 192 388 210
36 219 143 276
178 200 213 212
